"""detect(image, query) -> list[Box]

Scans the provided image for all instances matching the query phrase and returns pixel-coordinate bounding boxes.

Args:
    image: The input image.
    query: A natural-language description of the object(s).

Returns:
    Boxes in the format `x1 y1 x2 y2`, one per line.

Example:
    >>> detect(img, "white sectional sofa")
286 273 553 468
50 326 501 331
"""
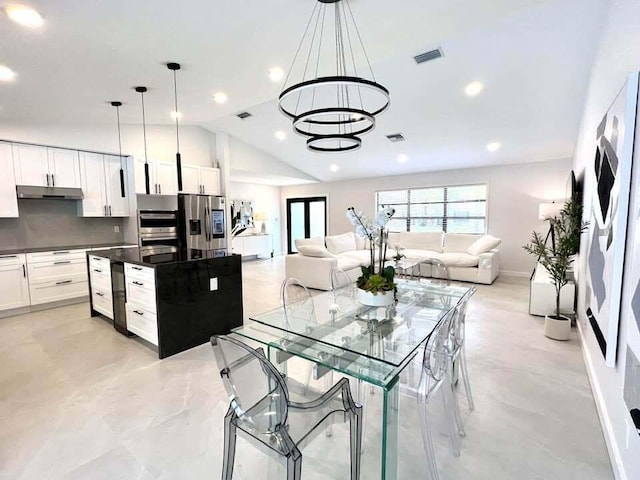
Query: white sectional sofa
285 231 501 290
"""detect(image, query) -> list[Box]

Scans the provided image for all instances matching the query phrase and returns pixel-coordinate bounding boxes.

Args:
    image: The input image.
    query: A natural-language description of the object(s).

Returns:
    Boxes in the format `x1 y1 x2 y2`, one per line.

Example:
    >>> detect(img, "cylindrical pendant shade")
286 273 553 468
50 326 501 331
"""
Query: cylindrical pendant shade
538 202 564 220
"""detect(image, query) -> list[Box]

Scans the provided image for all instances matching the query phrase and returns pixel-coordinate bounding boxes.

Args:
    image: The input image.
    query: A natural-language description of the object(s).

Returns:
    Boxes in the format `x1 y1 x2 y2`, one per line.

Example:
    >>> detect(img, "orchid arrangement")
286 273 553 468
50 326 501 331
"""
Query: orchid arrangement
346 207 397 296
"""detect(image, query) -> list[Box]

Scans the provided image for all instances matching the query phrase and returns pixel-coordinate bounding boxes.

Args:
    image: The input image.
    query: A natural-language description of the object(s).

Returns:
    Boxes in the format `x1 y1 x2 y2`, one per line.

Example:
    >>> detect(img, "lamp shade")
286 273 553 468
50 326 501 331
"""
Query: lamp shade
538 202 564 220
254 211 268 222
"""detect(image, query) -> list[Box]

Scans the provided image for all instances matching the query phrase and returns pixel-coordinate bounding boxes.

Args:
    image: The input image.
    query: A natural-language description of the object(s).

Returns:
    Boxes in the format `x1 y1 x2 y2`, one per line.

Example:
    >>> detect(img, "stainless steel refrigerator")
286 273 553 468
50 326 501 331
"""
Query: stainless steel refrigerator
177 194 227 252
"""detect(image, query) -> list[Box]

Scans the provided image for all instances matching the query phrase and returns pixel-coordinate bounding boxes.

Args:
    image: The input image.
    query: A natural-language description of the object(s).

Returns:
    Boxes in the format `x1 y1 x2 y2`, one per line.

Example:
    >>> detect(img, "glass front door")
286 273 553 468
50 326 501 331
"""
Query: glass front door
286 197 327 254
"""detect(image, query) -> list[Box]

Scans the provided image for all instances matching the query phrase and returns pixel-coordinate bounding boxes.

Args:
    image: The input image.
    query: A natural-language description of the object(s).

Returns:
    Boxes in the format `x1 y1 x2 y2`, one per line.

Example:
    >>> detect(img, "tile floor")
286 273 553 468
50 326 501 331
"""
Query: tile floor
0 257 613 479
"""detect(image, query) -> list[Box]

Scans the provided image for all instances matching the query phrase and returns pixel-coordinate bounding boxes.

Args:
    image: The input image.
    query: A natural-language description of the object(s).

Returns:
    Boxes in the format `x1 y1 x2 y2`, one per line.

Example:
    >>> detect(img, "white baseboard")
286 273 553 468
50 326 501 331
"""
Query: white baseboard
576 320 627 480
500 270 530 278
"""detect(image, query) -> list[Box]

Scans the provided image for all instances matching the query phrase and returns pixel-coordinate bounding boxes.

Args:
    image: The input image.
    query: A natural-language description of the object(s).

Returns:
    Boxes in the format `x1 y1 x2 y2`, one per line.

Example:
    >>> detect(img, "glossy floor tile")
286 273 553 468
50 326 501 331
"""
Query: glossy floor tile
0 257 612 479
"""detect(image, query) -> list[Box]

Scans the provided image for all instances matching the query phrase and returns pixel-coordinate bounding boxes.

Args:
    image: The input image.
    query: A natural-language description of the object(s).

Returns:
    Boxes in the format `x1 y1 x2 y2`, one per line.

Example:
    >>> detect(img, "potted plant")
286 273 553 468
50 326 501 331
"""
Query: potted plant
523 198 586 340
346 207 397 307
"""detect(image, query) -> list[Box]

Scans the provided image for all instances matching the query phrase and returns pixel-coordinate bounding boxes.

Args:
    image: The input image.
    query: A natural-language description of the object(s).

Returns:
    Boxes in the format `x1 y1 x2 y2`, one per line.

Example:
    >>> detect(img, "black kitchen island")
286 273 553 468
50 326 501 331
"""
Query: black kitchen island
87 247 243 359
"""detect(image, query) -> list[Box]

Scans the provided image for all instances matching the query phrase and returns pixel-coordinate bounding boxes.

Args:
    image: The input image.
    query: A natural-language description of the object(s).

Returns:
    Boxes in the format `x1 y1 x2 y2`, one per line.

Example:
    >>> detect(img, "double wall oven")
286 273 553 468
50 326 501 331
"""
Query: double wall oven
137 210 179 251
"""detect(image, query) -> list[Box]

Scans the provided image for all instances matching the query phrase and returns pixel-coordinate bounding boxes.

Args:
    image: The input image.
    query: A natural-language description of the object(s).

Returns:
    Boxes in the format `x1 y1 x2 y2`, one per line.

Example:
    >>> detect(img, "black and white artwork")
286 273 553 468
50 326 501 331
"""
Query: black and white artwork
624 348 640 438
585 73 639 367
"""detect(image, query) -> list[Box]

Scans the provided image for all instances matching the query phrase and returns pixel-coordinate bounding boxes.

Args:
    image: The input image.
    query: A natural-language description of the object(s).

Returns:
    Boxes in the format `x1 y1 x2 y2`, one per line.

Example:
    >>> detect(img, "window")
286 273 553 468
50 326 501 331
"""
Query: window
376 184 487 234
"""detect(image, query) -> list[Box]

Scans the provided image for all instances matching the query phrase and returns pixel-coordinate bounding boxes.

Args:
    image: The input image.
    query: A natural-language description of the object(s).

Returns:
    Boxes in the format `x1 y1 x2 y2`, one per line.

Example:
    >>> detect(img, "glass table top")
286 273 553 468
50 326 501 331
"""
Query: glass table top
234 280 475 387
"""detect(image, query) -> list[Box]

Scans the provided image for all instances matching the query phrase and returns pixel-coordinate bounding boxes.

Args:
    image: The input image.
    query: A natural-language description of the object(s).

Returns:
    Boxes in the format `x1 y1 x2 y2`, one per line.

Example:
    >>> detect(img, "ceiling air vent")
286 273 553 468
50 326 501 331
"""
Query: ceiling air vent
386 133 406 143
414 48 444 65
236 111 252 120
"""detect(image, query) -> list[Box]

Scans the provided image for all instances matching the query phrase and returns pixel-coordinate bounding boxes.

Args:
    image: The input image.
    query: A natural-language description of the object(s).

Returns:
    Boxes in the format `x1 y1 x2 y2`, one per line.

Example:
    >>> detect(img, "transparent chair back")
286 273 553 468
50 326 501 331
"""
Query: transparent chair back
330 268 356 313
411 258 450 286
281 277 316 327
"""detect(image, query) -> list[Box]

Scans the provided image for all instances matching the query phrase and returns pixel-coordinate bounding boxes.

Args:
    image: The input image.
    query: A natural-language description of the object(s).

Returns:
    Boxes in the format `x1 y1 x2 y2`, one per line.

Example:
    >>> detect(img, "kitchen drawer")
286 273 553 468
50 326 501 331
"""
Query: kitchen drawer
27 249 87 264
126 278 156 313
90 267 112 292
0 253 26 266
124 263 155 286
125 303 158 345
92 288 113 319
89 255 110 272
27 257 87 285
29 278 88 305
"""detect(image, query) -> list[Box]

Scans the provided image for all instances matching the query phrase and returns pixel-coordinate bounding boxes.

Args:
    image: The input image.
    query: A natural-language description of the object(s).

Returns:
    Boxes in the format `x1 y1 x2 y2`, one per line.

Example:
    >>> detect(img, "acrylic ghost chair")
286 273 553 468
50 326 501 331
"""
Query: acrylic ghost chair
416 310 466 480
448 291 475 414
410 258 451 287
211 335 363 480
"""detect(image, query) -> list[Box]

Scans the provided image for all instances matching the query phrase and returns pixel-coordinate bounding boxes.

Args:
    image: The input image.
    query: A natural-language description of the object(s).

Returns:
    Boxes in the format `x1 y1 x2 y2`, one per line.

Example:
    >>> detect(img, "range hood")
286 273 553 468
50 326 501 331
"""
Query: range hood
16 185 84 200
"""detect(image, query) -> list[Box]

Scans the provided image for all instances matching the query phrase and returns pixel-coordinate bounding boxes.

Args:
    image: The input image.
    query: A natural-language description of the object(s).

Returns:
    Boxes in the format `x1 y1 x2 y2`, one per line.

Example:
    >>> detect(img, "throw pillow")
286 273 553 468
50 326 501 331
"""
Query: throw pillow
326 232 357 254
297 245 335 258
295 236 325 250
467 235 501 256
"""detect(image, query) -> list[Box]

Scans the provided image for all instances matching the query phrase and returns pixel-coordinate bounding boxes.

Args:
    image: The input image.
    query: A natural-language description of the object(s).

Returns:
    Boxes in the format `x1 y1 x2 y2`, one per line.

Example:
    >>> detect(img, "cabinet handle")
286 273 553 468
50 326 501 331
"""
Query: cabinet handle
104 205 107 216
22 264 25 277
56 280 72 285
53 251 70 255
93 268 102 273
52 174 55 186
131 266 142 271
54 261 71 265
46 173 50 186
159 184 161 195
132 281 144 286
109 205 112 216
133 310 144 316
0 255 17 259
95 292 104 297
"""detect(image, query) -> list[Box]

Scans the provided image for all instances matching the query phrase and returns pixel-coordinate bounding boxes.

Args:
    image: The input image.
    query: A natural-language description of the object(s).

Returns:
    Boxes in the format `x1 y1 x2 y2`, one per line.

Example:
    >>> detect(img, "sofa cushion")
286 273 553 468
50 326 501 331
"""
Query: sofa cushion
393 232 444 252
336 256 362 272
354 234 367 250
400 249 442 262
467 235 502 255
326 232 357 254
297 245 335 258
341 249 395 265
295 236 325 250
443 233 481 253
438 252 480 267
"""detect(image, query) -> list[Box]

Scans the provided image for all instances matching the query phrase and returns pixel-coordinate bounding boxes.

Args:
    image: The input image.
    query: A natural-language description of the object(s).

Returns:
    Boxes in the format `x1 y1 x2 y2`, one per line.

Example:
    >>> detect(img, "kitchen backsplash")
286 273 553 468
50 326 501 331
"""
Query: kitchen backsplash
0 199 125 249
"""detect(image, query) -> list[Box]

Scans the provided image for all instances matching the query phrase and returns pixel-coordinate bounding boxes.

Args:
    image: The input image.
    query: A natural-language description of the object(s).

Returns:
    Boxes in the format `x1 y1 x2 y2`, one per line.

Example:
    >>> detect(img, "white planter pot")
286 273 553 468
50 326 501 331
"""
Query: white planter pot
544 314 571 341
357 288 395 307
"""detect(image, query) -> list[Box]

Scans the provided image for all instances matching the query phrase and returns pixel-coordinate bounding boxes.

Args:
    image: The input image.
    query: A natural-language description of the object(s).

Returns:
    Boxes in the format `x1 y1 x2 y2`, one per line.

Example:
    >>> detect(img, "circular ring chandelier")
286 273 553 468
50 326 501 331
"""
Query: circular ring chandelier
278 0 390 153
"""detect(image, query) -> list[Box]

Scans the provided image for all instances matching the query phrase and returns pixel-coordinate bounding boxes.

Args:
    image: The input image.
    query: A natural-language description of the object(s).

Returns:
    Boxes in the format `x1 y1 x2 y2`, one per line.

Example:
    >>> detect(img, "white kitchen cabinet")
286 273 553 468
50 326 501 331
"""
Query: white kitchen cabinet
124 262 158 344
12 144 81 188
89 254 113 319
79 153 129 217
12 143 49 187
180 164 200 194
48 148 81 188
200 167 221 195
0 254 30 311
156 161 178 196
26 248 88 306
0 142 18 217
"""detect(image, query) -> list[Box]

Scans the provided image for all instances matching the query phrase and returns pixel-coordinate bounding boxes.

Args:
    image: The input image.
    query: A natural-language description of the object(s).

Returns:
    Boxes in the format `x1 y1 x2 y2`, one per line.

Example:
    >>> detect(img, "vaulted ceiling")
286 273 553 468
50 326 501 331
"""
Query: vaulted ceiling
1 0 607 181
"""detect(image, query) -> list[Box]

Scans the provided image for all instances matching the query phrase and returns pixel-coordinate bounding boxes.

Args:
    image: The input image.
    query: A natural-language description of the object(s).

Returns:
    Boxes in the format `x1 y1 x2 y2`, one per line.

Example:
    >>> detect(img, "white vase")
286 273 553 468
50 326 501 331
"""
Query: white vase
357 288 395 307
544 314 571 341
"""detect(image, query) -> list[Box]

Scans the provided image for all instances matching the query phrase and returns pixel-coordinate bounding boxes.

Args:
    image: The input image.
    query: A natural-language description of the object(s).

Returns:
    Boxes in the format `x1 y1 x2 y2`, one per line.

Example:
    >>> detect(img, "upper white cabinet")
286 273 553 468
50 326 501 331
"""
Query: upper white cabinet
0 142 18 217
134 158 177 195
199 166 221 195
180 164 200 194
79 152 130 217
12 144 81 188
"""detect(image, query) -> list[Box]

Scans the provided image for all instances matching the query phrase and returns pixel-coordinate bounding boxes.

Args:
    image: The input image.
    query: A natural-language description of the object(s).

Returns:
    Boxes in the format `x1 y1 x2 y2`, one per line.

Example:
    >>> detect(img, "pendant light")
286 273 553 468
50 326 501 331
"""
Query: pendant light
134 86 151 195
279 0 389 153
110 101 126 197
167 62 183 192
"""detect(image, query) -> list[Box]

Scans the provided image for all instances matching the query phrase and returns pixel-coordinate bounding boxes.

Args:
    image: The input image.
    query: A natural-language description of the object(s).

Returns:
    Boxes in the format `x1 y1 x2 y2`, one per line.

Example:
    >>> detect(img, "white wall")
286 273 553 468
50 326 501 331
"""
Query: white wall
280 158 572 275
572 1 640 478
229 181 282 255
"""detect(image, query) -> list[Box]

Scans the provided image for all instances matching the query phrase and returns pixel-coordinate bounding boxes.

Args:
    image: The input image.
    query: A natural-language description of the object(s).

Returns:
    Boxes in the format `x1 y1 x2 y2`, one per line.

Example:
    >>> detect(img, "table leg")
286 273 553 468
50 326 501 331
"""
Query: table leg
381 378 400 480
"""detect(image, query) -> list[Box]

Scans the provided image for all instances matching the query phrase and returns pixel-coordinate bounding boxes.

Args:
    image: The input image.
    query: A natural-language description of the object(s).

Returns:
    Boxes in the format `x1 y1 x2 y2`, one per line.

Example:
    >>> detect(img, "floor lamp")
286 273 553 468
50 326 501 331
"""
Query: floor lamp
538 201 565 253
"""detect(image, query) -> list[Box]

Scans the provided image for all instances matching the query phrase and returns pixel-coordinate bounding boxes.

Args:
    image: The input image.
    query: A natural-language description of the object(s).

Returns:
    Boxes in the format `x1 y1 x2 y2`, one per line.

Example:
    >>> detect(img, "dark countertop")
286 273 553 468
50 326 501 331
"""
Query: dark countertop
89 247 235 268
0 242 137 257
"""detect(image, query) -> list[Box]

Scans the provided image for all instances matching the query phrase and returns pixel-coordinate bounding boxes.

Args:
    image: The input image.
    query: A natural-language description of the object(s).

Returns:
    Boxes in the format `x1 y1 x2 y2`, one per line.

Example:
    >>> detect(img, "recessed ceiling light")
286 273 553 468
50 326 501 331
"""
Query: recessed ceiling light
396 154 408 164
213 92 228 104
5 5 43 28
330 164 340 172
275 130 287 141
0 65 16 82
465 81 484 97
170 111 183 120
268 67 284 83
487 142 501 152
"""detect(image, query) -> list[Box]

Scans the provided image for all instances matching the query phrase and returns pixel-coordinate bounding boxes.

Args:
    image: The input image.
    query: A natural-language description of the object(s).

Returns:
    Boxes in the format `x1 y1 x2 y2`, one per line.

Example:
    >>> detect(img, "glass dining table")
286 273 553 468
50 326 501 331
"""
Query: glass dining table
231 279 476 480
